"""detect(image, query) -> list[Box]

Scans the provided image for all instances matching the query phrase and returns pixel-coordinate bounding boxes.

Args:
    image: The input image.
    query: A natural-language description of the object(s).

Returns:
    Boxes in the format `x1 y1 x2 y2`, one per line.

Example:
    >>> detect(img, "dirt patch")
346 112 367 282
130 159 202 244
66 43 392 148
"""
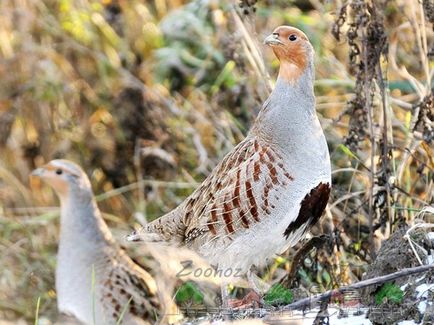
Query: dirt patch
361 225 433 324
361 226 419 299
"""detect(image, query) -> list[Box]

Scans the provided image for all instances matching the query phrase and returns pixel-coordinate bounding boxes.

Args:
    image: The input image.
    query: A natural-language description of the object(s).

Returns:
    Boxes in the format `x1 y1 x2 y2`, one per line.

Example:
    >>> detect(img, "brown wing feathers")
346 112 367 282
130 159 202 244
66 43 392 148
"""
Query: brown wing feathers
283 182 330 239
179 138 295 244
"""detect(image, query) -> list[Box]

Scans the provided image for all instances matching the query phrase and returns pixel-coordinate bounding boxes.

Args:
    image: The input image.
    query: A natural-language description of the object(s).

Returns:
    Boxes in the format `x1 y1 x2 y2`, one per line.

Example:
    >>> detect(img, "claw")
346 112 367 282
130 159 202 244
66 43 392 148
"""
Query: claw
228 290 263 309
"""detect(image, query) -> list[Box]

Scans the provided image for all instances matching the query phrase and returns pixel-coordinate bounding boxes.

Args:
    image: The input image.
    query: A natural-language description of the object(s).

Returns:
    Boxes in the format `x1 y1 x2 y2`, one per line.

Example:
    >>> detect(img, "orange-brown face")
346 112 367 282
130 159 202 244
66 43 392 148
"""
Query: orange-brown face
264 26 312 82
31 160 83 197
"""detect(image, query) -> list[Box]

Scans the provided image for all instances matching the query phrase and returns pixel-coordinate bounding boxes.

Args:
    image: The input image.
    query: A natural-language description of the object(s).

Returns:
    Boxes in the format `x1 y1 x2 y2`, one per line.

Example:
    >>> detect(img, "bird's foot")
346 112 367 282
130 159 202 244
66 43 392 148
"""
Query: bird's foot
227 290 263 309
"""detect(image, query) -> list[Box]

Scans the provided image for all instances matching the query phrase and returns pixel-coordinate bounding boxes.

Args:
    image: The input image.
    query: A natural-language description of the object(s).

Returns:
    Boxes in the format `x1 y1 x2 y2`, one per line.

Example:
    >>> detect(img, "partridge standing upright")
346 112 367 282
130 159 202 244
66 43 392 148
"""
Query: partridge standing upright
31 160 167 325
129 25 331 291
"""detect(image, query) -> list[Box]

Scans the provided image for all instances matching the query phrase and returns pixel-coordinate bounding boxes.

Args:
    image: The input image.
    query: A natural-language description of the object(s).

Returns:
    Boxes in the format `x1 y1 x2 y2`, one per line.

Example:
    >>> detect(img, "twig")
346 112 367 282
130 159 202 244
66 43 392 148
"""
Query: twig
95 179 198 202
389 22 425 98
313 298 330 325
404 207 434 265
282 264 434 311
134 139 146 218
329 190 366 210
411 0 431 92
360 25 377 260
377 62 394 237
231 6 272 100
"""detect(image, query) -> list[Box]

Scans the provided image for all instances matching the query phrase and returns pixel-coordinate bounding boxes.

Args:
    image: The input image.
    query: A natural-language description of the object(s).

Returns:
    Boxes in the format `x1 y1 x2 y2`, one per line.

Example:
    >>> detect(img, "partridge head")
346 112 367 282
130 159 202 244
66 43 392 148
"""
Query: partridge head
264 25 314 84
32 160 172 324
32 160 92 198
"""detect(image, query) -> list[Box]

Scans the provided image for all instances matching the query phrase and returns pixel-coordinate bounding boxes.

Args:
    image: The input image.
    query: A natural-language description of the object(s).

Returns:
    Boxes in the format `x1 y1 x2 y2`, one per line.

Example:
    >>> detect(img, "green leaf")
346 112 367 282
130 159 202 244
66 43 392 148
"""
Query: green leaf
264 284 293 306
274 256 287 265
34 296 41 325
375 283 404 305
353 240 362 252
211 60 236 95
322 270 332 287
175 281 204 305
338 144 359 160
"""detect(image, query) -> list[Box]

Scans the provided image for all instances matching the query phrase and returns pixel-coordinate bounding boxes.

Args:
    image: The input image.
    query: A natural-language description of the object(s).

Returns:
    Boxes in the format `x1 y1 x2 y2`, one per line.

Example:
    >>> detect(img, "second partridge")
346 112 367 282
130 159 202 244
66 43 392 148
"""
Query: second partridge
32 160 172 324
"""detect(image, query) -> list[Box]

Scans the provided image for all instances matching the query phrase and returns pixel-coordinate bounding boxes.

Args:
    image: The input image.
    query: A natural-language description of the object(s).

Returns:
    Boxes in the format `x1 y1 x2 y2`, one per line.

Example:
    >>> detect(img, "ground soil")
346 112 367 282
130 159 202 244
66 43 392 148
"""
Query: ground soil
361 225 433 324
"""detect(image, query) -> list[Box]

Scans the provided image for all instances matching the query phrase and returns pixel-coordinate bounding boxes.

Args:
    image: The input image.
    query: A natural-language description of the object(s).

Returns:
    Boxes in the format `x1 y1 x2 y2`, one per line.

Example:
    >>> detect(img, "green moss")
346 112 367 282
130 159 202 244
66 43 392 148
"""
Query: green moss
375 283 404 305
175 281 204 305
264 284 293 306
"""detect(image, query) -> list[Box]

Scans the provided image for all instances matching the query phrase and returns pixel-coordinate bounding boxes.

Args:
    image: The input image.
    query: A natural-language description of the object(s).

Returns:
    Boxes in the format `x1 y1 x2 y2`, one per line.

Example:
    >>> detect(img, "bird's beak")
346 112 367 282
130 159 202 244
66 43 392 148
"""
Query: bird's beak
126 230 143 242
31 167 46 178
264 34 283 46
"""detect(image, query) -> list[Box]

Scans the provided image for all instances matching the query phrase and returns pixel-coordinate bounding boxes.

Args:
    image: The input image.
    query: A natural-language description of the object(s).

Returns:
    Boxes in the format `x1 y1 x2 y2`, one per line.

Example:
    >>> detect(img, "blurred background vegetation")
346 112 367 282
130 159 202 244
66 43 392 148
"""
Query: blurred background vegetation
0 0 432 322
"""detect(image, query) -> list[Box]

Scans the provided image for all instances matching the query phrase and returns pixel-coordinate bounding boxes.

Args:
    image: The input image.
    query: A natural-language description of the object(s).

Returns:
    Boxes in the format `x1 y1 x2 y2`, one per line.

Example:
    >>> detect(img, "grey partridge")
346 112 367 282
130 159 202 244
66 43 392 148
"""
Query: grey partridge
31 160 174 324
128 25 331 301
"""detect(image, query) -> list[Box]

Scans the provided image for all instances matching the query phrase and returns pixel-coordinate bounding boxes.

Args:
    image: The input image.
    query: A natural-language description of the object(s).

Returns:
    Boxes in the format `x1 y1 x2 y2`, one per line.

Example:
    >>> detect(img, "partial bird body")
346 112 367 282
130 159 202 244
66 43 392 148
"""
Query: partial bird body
32 160 169 325
129 26 331 276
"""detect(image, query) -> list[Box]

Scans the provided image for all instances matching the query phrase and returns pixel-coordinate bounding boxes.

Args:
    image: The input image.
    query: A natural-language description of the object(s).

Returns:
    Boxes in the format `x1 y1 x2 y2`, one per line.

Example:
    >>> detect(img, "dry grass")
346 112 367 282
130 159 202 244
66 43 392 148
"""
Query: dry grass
0 0 432 322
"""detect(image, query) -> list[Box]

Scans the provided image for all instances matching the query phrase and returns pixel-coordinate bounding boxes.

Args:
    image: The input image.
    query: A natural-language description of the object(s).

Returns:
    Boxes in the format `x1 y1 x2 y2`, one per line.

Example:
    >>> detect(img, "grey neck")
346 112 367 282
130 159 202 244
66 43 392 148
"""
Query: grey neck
251 63 317 148
59 189 113 246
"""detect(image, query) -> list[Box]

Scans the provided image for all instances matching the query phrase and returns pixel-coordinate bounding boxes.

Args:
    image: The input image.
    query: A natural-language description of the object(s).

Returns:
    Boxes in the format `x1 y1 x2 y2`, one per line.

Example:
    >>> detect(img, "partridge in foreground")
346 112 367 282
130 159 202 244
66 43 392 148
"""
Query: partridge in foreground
31 160 167 325
129 25 331 295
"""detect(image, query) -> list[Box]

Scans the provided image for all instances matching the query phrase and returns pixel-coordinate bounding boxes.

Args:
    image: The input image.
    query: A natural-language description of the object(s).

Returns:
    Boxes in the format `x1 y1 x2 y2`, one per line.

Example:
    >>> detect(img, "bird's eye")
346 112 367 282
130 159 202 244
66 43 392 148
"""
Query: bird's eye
288 34 297 41
55 169 63 175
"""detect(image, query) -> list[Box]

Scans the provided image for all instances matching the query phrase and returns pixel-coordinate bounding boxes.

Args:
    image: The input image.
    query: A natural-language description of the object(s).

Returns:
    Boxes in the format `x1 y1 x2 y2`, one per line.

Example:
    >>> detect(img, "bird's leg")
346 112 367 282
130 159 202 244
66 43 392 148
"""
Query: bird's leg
226 268 265 309
246 267 265 307
220 281 233 320
220 281 230 309
247 268 262 296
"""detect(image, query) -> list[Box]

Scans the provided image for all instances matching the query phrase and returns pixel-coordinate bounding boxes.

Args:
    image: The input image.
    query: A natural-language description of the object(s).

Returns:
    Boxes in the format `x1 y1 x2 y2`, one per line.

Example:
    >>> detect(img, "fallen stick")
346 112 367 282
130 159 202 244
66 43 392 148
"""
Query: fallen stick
283 264 434 311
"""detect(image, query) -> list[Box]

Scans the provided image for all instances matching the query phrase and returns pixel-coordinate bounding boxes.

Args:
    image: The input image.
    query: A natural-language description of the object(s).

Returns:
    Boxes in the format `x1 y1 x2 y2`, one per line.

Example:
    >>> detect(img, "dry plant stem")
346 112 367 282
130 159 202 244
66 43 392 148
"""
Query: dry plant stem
410 0 430 91
341 162 359 219
0 165 32 205
231 7 272 95
389 24 425 97
329 190 366 210
397 142 421 191
282 264 434 311
405 207 434 265
362 27 376 260
134 139 146 218
331 168 368 176
394 185 430 206
377 64 393 234
4 206 58 215
191 129 210 173
280 236 329 289
95 180 198 202
313 298 330 325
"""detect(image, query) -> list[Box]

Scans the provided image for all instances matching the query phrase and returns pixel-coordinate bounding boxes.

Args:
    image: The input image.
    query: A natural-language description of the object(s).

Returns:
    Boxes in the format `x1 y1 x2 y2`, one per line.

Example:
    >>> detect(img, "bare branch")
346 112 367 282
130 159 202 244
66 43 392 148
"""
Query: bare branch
283 264 434 311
